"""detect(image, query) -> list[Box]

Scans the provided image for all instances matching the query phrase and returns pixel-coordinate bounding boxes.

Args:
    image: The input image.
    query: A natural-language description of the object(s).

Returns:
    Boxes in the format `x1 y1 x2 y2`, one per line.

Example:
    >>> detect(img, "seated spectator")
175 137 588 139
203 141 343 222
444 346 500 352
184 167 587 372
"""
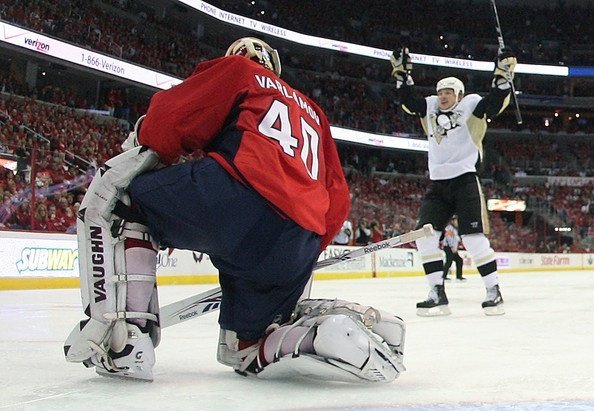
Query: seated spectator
32 202 50 231
6 199 31 230
0 192 14 227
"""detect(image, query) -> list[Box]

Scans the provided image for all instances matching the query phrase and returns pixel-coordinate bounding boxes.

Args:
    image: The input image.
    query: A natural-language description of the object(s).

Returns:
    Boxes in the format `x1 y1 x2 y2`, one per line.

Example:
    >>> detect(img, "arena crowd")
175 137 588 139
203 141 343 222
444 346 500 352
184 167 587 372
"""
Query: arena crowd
0 0 593 252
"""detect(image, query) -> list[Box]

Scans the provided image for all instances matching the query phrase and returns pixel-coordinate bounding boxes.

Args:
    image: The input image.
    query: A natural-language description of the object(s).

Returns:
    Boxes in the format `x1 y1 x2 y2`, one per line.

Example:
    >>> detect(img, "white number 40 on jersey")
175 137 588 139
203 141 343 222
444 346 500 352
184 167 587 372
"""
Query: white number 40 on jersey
258 99 320 180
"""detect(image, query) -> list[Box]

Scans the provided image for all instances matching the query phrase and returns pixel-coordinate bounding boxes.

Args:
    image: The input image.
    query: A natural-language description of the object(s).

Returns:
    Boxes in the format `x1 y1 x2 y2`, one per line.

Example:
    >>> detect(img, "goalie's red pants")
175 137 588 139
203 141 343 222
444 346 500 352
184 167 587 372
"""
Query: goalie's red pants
129 157 320 340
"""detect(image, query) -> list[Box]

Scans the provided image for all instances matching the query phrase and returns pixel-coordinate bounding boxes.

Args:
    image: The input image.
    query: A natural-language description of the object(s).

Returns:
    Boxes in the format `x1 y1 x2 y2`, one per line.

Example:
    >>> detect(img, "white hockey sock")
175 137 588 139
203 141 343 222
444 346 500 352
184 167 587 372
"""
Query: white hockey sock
416 232 444 288
124 238 157 328
426 271 444 287
482 272 499 289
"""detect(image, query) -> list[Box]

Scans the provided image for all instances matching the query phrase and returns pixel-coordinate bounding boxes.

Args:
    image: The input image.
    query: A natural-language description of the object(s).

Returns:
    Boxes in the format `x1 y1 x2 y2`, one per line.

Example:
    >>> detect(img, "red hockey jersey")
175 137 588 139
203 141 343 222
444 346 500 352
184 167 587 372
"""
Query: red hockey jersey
139 55 350 250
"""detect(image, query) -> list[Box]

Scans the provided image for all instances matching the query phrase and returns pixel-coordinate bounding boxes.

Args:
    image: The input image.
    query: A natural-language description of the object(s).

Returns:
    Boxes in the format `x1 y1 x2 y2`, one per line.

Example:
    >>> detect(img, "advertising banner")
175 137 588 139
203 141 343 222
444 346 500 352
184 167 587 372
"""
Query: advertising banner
0 231 591 289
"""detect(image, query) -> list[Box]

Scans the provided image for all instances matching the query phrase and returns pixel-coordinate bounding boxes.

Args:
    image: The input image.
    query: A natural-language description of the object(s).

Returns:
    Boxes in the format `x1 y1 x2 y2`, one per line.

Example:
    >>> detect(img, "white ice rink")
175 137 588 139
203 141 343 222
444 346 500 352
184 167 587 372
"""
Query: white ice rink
2 270 594 411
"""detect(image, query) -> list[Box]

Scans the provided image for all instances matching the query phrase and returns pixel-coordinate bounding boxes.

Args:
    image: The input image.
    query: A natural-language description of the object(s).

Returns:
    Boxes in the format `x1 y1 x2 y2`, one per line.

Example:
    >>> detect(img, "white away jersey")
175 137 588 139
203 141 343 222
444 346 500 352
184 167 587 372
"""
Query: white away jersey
421 94 488 180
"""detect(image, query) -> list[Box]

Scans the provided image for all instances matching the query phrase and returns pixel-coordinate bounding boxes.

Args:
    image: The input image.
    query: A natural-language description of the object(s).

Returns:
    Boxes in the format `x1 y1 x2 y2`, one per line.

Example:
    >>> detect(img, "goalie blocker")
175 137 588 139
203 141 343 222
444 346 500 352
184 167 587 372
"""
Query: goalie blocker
64 146 162 381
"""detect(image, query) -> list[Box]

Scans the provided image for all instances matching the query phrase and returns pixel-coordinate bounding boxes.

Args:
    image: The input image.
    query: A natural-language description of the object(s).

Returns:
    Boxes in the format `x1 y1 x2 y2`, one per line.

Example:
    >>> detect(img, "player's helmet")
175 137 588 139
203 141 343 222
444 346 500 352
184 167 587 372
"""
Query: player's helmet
225 37 281 76
436 77 464 101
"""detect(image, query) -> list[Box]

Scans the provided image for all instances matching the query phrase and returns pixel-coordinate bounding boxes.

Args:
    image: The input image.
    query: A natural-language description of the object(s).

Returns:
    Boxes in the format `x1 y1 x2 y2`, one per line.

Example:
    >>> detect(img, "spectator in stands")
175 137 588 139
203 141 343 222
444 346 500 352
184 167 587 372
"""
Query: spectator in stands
63 206 77 233
47 203 64 232
7 199 31 230
355 218 372 245
49 160 66 185
55 196 69 219
0 192 13 227
370 220 384 243
32 202 49 231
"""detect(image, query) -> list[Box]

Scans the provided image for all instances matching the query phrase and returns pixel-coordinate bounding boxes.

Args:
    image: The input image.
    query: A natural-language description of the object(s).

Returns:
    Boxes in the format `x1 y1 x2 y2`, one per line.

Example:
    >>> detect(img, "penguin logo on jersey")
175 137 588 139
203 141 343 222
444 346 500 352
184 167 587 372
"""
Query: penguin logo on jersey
429 110 462 143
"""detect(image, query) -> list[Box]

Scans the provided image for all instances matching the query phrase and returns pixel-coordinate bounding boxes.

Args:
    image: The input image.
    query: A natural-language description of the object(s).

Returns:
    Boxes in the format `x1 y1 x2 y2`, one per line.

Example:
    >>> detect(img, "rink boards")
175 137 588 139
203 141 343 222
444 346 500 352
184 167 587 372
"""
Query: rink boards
1 231 593 290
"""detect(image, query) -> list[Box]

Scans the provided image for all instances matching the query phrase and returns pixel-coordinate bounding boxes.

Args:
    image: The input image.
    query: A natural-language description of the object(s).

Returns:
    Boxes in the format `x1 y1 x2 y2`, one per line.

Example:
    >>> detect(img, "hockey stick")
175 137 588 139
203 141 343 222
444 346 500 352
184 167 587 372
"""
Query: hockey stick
159 224 435 328
490 0 522 125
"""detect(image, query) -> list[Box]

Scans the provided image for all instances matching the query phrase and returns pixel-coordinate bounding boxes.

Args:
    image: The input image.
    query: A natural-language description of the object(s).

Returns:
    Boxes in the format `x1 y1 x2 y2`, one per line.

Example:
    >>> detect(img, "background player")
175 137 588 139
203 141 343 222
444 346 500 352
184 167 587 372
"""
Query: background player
390 47 517 316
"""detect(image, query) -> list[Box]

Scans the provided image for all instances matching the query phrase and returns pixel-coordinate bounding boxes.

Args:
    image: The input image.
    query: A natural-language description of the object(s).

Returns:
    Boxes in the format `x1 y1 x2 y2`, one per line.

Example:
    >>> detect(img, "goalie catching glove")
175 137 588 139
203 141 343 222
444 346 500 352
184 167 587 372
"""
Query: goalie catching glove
493 47 517 89
390 47 414 88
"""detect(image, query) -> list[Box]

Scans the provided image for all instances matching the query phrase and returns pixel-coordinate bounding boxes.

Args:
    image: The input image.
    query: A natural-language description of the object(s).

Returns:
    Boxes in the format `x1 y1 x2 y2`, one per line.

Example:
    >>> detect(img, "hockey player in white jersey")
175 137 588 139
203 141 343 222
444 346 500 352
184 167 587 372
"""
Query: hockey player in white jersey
390 47 517 316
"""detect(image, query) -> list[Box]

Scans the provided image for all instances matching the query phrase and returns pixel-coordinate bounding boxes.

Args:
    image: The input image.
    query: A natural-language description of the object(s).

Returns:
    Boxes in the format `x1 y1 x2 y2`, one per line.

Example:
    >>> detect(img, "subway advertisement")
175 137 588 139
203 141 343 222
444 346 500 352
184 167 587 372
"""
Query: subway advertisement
0 231 592 290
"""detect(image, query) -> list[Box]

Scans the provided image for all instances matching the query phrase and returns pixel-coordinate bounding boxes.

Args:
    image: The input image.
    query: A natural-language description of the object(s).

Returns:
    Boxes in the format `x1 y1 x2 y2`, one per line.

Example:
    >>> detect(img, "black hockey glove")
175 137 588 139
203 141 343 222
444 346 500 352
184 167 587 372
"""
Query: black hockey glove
390 47 414 88
494 47 517 82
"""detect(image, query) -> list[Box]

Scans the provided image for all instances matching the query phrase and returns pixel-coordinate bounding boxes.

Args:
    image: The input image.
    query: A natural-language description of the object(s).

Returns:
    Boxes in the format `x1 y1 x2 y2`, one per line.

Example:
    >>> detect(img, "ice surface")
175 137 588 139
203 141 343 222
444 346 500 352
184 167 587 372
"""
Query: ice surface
1 270 594 410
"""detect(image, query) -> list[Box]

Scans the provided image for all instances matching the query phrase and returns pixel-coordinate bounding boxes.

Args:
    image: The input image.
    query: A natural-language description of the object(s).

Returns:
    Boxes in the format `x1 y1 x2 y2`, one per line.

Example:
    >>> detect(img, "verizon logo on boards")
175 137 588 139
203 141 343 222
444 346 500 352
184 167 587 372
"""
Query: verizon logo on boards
24 37 50 52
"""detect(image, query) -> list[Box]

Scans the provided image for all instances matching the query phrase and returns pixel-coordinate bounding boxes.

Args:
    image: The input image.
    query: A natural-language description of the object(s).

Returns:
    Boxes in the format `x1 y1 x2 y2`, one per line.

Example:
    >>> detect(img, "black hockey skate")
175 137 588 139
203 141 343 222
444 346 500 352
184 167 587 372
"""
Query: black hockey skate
416 284 451 317
482 284 504 316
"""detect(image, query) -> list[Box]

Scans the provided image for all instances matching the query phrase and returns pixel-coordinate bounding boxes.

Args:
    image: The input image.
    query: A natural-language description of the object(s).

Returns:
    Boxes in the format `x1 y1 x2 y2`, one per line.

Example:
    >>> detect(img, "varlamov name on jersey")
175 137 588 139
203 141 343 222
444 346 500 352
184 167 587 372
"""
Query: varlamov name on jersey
254 74 320 125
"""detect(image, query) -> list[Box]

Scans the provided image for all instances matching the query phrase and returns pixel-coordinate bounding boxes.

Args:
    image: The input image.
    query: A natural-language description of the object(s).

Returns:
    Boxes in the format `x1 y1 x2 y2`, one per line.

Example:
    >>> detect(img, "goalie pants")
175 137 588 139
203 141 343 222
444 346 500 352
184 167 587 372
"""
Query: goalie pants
129 157 321 341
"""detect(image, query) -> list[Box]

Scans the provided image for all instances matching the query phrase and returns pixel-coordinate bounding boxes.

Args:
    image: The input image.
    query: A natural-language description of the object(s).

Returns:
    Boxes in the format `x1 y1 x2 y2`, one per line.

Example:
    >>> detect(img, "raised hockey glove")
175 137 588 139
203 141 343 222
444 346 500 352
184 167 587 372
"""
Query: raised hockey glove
121 114 145 151
390 47 414 88
494 47 517 82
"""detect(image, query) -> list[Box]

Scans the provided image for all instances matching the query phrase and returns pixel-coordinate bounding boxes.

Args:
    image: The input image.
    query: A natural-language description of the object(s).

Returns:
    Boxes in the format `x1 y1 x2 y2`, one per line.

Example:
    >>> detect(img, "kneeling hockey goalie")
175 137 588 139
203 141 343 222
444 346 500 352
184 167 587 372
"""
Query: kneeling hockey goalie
64 37 406 383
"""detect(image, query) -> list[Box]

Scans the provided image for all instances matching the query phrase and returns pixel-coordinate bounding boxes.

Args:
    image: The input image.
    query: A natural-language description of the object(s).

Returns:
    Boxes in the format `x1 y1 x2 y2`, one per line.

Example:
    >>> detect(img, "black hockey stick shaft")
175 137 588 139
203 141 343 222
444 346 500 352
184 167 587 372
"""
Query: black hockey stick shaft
160 224 434 328
490 0 522 125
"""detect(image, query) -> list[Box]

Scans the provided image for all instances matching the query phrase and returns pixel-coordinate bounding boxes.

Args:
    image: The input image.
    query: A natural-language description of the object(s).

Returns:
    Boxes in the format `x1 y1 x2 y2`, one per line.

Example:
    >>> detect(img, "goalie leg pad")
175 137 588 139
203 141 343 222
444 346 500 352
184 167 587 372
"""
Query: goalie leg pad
64 147 161 380
74 146 160 328
292 298 406 363
258 314 403 383
65 221 160 380
64 318 114 362
217 299 406 383
83 146 160 222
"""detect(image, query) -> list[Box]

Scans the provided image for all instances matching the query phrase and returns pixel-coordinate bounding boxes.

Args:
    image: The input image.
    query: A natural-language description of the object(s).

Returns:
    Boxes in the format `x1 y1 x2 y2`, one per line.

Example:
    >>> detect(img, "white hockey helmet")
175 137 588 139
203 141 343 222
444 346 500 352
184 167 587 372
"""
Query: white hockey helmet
225 37 281 76
436 76 464 98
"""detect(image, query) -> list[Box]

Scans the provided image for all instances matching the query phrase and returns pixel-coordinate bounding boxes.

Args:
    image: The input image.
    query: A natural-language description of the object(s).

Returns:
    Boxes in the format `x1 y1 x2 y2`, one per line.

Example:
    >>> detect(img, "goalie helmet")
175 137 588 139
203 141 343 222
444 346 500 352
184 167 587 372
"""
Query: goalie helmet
436 77 465 109
225 37 281 77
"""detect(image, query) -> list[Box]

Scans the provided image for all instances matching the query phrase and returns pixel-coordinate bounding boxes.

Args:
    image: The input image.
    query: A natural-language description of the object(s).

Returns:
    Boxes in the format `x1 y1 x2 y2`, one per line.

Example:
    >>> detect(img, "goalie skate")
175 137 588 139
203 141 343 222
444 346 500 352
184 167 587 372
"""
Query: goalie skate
91 323 155 381
482 284 505 316
416 284 451 317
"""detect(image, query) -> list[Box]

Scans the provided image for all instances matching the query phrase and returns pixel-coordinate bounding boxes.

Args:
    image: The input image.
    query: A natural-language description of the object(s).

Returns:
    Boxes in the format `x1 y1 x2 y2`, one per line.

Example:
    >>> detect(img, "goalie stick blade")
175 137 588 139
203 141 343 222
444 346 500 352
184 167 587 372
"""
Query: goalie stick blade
159 225 435 328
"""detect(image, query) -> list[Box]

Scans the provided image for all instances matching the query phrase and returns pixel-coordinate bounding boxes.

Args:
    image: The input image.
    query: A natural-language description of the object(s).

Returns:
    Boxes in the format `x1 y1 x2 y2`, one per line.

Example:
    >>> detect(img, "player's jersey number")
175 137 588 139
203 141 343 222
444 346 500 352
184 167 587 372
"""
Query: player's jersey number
258 99 320 180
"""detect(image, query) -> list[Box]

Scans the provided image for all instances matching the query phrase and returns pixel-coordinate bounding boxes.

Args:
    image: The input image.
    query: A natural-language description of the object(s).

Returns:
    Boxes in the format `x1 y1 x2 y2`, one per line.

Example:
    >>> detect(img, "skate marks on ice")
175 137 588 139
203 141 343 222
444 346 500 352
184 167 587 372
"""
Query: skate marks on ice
1 270 594 410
